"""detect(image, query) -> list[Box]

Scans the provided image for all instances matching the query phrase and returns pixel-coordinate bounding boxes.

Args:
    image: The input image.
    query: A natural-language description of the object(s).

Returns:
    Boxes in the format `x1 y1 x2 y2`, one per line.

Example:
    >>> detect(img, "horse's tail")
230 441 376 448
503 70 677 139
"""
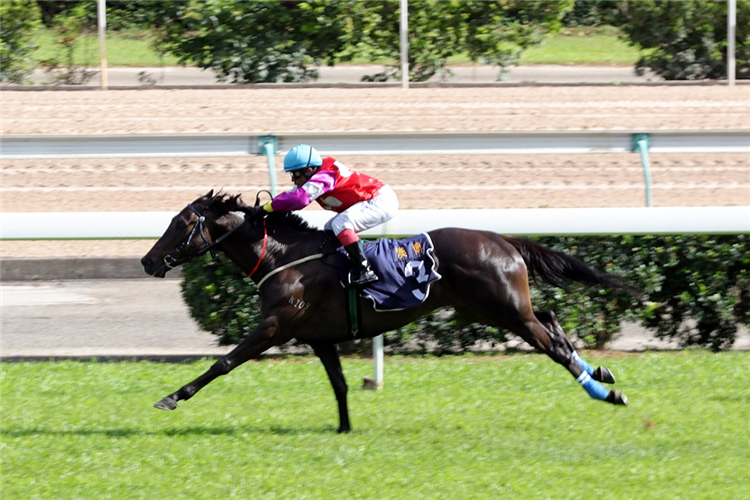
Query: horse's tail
501 235 639 296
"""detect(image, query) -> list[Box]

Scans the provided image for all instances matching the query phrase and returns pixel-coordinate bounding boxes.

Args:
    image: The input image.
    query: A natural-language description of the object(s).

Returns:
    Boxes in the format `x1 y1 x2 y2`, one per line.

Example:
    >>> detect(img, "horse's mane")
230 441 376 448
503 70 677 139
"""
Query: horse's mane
210 192 320 234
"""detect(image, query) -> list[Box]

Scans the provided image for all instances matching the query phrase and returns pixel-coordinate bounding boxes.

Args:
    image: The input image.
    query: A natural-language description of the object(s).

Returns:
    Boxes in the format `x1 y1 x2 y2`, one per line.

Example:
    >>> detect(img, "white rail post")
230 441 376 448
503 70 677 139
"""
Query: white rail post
364 335 385 390
400 0 409 90
728 0 736 86
373 334 384 388
97 0 108 90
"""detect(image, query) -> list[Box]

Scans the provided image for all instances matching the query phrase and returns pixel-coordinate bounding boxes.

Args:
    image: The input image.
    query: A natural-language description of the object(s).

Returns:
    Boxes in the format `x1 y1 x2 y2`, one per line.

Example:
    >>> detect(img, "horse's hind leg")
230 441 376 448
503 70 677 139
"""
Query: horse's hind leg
441 237 627 406
534 310 616 384
460 295 627 405
512 314 628 405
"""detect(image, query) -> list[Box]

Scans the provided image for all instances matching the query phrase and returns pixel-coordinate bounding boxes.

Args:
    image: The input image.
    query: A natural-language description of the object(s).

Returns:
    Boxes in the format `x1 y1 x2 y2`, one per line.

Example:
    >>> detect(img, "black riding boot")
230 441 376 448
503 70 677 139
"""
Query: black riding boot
343 241 378 286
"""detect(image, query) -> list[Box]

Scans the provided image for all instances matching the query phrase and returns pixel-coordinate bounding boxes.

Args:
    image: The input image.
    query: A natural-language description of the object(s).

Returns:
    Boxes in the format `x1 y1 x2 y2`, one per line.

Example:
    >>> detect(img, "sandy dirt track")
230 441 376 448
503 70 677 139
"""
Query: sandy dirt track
1 86 748 258
2 86 750 134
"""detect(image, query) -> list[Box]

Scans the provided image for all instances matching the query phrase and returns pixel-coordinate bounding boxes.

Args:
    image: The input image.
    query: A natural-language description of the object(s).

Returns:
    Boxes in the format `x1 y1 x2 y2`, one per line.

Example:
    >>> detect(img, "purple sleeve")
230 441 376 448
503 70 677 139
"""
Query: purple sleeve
270 187 312 212
270 171 336 212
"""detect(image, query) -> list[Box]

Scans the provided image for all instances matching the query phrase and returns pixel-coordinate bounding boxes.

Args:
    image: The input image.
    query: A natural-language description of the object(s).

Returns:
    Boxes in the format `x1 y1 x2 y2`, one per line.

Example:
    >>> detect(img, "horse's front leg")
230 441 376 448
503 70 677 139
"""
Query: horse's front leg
309 341 350 433
154 315 286 411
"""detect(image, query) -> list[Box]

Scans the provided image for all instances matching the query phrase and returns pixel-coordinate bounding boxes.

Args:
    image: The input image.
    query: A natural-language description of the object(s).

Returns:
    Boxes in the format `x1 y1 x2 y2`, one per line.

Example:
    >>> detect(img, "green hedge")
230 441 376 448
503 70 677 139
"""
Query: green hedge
181 234 749 353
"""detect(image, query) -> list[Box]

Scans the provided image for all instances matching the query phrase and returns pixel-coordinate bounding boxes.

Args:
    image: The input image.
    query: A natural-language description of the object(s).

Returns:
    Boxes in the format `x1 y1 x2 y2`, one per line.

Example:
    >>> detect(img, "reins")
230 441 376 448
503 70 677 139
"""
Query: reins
247 218 268 280
195 216 246 259
249 216 328 289
167 192 331 289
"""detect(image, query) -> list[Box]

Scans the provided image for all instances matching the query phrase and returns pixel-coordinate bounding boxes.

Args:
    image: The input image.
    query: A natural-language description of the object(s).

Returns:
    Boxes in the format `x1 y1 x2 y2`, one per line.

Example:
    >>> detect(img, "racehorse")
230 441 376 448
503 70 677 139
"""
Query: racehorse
142 191 636 433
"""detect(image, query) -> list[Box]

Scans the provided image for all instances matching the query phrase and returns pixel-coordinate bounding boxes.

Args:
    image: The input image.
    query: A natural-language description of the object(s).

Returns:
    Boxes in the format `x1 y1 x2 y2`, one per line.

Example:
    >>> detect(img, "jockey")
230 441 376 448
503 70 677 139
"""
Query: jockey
260 144 398 286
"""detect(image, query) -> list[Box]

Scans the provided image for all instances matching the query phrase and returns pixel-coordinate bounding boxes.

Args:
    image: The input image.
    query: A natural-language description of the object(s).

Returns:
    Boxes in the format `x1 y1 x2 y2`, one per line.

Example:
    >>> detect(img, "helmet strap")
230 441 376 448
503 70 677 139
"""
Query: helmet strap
304 166 319 181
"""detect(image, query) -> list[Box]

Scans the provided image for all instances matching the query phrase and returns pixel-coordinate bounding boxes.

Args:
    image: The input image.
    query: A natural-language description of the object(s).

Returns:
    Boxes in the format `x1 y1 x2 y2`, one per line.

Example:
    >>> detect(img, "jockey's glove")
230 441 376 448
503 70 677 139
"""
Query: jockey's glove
246 206 267 220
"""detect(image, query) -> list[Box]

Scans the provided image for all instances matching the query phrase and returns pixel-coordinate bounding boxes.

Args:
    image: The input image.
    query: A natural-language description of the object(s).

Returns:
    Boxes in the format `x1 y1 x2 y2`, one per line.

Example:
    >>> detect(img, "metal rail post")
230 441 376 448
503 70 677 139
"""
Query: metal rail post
258 136 278 196
633 133 653 207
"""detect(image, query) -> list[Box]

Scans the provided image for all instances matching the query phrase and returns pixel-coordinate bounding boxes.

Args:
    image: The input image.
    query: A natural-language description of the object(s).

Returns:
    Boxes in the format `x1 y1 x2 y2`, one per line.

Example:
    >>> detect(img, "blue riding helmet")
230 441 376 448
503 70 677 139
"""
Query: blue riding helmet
283 144 323 172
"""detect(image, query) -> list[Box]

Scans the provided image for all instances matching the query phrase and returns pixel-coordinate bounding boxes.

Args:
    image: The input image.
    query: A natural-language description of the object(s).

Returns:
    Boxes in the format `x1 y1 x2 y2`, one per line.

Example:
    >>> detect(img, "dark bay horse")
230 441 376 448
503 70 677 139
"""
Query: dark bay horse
142 191 635 433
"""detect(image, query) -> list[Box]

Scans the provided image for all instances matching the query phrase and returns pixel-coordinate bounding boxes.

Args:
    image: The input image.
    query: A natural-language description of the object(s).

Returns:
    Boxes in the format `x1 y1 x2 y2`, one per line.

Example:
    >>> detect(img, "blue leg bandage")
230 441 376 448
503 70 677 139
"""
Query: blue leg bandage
576 372 609 400
572 350 594 376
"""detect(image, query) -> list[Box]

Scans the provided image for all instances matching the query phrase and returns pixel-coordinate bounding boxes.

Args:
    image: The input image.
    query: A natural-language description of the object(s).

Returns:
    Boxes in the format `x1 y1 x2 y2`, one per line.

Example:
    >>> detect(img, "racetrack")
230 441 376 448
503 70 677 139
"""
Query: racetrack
1 85 748 259
2 85 748 358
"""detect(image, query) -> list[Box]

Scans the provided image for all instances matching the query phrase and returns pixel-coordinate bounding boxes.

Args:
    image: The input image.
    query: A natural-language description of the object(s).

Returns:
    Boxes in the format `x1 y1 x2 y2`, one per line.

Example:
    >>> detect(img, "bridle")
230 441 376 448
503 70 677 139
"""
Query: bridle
162 191 324 287
163 203 245 270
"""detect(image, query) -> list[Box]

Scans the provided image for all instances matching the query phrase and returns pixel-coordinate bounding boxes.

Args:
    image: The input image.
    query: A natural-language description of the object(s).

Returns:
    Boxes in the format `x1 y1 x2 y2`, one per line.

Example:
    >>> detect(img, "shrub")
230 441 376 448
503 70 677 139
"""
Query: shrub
0 0 42 84
181 253 263 347
563 0 621 27
35 0 165 31
40 3 97 85
181 235 749 353
628 235 749 351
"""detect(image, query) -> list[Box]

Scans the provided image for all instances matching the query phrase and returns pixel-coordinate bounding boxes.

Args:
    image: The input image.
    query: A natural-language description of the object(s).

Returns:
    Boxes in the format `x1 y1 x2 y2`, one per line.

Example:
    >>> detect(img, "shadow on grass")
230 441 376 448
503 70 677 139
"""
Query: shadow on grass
1 424 338 438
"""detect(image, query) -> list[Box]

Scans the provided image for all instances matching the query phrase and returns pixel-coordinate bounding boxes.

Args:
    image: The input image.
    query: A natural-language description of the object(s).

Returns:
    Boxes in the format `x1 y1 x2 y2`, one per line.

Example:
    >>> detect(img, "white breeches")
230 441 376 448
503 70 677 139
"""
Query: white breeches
324 185 399 235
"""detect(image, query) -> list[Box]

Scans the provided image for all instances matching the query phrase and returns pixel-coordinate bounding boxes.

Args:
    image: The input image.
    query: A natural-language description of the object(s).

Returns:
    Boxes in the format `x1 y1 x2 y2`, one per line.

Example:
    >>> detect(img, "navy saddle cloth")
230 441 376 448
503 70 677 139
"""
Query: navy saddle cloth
336 233 442 311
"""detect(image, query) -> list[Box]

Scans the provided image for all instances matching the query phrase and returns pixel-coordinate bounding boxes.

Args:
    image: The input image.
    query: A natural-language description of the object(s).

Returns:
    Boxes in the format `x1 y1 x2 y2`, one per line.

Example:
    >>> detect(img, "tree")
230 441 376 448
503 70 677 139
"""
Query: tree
1 0 42 84
353 0 574 82
158 0 348 83
616 0 750 80
463 0 575 78
153 0 574 84
563 0 621 27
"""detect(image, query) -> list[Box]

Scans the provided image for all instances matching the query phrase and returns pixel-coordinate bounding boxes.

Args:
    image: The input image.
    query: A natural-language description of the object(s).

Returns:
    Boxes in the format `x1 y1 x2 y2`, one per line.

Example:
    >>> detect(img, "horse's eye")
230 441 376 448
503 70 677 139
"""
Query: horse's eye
176 221 187 230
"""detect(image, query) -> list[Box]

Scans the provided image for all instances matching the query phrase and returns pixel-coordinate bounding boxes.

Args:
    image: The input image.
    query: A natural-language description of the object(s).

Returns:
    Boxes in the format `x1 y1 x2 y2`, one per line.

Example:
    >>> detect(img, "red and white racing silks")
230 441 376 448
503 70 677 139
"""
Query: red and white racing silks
269 158 384 213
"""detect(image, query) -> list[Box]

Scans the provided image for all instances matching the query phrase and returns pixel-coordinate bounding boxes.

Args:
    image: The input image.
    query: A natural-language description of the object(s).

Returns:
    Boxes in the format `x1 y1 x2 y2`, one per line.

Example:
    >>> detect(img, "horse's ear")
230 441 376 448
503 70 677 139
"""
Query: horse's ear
206 189 214 199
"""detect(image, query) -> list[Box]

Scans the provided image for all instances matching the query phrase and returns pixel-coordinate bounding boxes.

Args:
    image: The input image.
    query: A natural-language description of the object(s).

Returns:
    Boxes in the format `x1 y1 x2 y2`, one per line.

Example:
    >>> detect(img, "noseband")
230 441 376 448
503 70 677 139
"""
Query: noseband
164 203 244 269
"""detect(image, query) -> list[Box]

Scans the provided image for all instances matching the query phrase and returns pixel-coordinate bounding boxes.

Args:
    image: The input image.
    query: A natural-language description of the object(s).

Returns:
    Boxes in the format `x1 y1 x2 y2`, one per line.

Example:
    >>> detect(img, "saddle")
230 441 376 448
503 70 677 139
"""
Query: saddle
336 233 442 311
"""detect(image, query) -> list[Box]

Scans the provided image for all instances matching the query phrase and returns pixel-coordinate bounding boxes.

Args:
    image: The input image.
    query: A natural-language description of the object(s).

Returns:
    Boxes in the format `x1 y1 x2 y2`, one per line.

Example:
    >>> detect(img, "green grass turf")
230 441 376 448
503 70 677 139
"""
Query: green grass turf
520 28 643 65
2 352 748 499
31 30 181 67
31 27 641 68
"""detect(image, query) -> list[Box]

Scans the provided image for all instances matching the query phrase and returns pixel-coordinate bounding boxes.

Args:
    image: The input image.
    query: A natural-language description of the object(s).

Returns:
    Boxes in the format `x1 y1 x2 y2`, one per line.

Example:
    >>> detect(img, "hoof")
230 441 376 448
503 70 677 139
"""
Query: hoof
593 366 616 384
154 396 178 411
605 389 628 406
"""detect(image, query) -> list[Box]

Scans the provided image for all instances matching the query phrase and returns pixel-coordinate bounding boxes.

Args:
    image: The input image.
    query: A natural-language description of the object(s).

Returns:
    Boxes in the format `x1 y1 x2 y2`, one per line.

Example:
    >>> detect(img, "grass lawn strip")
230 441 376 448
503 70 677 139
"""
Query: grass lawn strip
1 352 748 499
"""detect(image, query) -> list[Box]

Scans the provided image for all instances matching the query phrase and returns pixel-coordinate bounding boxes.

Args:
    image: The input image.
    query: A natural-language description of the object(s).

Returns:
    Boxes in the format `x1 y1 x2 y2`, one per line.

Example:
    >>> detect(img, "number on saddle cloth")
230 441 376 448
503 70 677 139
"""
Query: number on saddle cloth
336 234 442 311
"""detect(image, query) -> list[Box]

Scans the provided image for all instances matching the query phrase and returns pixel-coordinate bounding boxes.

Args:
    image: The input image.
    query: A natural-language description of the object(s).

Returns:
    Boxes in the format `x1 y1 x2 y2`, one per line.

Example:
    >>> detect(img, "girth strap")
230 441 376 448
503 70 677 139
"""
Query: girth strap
346 287 361 338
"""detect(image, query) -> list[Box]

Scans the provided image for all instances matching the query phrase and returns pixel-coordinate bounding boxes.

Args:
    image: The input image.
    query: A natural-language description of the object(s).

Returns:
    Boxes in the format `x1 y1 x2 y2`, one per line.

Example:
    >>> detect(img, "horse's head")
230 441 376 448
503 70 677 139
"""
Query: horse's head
141 190 247 278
